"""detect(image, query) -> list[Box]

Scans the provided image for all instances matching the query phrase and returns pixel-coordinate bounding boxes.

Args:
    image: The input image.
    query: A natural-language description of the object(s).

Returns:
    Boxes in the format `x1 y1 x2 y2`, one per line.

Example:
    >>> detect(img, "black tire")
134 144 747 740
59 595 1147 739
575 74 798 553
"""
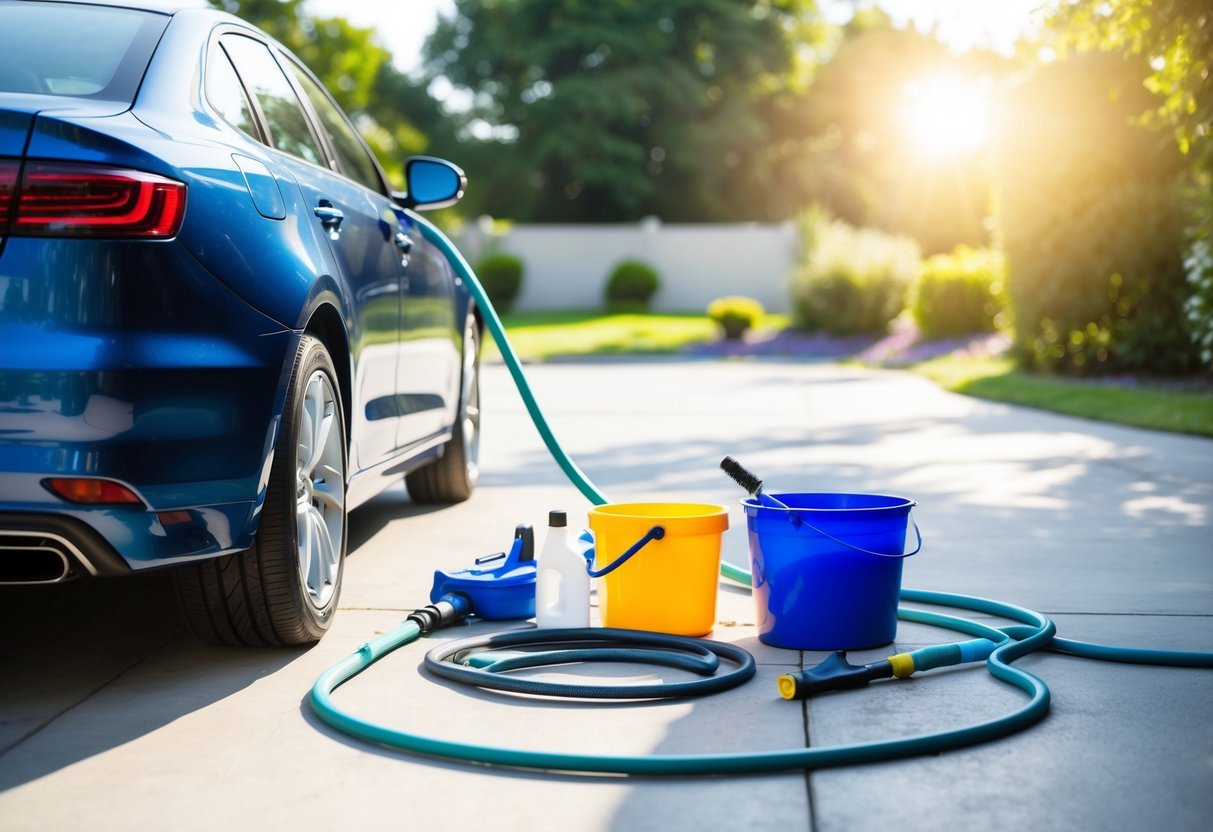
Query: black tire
175 335 347 646
406 312 481 503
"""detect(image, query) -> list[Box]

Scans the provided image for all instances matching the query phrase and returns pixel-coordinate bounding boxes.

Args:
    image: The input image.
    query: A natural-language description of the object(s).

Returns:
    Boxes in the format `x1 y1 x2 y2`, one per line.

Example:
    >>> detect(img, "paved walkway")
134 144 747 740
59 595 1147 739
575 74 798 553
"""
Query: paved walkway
2 359 1210 831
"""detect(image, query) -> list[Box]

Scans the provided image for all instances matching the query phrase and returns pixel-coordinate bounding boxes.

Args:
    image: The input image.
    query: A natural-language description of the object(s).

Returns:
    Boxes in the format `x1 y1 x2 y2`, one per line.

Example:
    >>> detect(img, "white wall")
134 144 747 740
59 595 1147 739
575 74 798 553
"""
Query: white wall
455 217 799 313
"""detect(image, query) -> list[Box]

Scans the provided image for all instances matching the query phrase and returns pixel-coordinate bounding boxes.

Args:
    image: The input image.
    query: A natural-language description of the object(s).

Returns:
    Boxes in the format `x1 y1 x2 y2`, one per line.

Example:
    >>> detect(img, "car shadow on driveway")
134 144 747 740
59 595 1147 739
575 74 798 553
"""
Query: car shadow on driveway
346 484 451 554
0 573 305 791
0 496 451 792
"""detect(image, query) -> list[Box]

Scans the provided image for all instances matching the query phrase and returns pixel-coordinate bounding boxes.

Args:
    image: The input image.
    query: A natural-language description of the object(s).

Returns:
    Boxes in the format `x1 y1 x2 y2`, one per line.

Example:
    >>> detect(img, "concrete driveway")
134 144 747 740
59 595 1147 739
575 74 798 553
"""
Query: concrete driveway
2 358 1211 831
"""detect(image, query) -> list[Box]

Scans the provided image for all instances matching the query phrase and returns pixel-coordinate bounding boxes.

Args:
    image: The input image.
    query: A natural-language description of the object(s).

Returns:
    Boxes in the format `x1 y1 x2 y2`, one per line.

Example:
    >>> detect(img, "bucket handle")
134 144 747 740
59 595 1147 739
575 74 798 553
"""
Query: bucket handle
585 525 666 578
796 513 922 559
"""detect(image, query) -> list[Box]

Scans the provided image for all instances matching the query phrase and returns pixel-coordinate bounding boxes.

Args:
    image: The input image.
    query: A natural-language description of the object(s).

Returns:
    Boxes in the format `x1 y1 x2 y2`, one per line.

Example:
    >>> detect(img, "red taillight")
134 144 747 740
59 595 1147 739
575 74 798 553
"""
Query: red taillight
11 162 185 238
0 160 17 233
42 477 145 506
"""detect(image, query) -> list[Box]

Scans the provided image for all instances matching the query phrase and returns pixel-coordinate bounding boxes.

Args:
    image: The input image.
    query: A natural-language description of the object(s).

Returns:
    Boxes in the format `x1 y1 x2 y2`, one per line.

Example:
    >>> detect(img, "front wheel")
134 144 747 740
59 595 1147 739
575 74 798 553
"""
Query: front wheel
175 335 347 646
406 312 481 503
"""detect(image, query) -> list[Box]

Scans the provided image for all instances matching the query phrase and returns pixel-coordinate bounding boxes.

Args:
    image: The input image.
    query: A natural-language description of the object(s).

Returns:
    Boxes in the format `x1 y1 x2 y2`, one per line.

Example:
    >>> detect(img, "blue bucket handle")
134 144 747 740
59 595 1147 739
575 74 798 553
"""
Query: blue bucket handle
584 525 666 578
796 512 922 559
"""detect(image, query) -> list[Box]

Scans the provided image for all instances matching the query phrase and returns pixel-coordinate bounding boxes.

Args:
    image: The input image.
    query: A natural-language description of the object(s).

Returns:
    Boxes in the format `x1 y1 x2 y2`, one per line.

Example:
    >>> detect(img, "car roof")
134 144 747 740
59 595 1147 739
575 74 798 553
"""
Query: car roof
12 0 211 13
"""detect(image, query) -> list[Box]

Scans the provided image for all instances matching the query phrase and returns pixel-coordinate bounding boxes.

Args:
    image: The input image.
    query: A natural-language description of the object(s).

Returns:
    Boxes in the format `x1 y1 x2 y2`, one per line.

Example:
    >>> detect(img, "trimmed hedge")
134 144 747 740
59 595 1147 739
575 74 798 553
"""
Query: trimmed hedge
911 246 1005 337
604 260 661 310
790 215 920 335
476 253 525 313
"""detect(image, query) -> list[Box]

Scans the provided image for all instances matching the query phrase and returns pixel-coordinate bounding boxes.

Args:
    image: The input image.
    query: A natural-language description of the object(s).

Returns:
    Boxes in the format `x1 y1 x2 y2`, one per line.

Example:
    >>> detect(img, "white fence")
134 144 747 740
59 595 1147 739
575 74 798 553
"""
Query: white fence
454 217 800 314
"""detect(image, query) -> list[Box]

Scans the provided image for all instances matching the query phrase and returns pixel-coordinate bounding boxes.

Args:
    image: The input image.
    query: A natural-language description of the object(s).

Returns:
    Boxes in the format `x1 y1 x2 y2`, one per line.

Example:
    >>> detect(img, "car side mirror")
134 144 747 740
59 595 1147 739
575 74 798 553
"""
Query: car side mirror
395 156 466 211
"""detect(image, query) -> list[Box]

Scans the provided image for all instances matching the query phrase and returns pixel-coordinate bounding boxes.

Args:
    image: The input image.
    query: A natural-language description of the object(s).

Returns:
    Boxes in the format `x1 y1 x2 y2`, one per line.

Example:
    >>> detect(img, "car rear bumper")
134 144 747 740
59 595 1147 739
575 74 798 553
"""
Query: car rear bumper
0 238 298 570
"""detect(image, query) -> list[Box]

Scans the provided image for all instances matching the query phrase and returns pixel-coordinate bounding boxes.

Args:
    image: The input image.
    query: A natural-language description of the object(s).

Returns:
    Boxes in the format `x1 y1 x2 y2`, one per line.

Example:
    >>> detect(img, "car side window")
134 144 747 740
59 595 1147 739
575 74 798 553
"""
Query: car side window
286 61 385 195
219 34 323 167
206 46 259 141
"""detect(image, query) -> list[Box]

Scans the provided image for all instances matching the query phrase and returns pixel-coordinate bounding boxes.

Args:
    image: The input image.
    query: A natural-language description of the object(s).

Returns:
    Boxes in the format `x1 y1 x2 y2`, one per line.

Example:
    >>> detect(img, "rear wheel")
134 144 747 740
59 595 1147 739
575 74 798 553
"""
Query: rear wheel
406 312 481 503
175 335 347 646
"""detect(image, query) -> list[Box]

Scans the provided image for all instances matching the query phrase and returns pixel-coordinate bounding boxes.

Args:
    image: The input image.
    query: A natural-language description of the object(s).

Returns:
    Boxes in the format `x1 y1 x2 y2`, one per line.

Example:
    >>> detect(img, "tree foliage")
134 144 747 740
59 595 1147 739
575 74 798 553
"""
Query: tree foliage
423 2 1005 254
423 0 825 222
1049 0 1213 370
1050 0 1210 159
996 52 1196 374
209 0 441 186
797 10 1005 254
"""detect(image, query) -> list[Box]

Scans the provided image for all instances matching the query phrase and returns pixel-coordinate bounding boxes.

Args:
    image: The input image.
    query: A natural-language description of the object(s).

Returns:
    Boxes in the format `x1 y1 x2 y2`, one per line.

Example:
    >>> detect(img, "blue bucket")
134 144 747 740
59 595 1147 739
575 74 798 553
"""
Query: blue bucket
743 493 921 650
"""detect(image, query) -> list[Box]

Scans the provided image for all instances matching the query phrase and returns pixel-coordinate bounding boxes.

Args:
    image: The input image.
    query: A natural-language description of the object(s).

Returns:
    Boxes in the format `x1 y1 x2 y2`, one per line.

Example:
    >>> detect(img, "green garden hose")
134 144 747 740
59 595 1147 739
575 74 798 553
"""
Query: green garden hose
307 214 1213 776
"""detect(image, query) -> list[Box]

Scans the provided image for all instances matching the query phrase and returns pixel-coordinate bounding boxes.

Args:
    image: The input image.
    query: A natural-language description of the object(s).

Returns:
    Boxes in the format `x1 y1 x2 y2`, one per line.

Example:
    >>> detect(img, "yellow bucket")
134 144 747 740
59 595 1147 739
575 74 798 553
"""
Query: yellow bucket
587 503 729 637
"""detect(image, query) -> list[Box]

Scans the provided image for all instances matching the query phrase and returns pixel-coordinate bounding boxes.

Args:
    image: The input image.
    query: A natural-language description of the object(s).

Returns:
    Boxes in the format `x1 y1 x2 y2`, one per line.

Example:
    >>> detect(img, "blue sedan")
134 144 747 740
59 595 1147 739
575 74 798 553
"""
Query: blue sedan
0 0 483 645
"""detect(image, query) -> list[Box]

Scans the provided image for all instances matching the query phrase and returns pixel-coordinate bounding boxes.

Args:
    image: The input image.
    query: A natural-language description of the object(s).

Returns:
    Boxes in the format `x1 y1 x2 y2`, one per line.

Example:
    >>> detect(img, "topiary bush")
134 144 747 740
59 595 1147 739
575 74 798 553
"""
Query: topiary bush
476 252 525 313
789 215 920 335
604 260 661 311
911 246 1006 338
707 296 765 340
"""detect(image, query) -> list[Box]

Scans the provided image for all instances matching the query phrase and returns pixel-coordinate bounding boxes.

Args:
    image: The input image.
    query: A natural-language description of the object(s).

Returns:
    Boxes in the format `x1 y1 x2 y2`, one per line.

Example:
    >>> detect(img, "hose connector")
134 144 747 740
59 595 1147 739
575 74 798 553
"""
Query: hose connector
407 593 472 634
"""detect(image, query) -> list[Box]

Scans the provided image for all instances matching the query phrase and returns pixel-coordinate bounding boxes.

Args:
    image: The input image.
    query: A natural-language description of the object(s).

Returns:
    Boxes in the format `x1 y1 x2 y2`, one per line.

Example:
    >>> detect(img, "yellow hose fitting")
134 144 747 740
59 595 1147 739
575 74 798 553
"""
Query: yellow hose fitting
777 674 798 700
888 652 916 679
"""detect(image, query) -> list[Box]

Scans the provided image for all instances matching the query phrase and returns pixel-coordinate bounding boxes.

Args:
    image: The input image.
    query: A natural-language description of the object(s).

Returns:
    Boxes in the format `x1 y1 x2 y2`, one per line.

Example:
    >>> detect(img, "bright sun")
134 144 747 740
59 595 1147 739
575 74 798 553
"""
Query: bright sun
900 74 992 160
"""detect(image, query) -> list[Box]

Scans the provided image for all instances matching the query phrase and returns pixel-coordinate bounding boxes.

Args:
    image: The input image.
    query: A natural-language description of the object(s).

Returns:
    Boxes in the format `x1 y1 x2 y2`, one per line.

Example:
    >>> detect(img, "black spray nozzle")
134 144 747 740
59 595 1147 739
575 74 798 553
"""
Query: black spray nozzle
777 651 894 700
720 456 764 496
721 456 791 510
407 593 471 634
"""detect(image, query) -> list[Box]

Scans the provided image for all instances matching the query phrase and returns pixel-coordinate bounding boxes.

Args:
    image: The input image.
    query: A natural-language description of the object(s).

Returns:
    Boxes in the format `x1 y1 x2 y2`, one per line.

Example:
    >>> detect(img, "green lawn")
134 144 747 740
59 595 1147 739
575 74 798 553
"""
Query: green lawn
910 355 1213 438
482 310 1213 438
486 310 789 360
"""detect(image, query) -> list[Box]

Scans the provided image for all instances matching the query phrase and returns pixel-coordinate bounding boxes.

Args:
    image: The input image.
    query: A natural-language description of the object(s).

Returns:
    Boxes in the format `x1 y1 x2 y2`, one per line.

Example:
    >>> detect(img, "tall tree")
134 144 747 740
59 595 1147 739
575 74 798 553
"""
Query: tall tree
1050 0 1210 160
423 0 824 222
995 51 1194 374
797 9 1006 253
209 0 439 186
1048 0 1213 368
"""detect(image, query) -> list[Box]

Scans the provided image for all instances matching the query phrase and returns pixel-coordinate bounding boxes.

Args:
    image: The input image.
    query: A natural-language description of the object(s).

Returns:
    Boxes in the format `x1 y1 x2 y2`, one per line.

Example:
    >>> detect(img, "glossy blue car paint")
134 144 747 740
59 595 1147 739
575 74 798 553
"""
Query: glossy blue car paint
0 2 473 579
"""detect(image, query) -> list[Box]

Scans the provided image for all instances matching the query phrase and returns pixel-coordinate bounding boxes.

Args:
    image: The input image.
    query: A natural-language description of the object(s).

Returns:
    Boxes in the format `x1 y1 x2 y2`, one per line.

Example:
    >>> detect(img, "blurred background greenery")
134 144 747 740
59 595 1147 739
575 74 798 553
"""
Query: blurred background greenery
210 0 1211 380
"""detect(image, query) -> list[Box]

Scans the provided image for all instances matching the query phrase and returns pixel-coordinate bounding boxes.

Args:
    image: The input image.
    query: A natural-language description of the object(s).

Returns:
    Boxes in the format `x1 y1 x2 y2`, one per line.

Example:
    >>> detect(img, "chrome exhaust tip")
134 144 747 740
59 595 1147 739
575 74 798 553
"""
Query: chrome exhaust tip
0 533 84 584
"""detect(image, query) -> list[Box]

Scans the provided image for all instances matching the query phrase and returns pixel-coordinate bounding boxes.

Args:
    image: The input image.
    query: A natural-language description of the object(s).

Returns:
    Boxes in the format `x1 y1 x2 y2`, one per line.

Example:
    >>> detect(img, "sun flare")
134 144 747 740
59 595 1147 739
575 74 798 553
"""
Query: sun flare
900 74 992 159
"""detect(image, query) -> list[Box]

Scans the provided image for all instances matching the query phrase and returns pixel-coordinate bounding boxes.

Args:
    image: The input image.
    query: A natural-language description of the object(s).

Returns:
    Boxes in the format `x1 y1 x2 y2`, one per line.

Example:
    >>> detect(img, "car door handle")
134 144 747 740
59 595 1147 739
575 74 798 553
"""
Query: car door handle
314 203 344 230
394 231 413 253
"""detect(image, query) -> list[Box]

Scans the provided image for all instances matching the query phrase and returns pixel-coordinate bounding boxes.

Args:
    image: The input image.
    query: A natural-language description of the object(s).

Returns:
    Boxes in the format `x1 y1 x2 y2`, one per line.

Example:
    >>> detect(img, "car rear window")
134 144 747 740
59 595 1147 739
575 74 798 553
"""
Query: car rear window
0 1 168 102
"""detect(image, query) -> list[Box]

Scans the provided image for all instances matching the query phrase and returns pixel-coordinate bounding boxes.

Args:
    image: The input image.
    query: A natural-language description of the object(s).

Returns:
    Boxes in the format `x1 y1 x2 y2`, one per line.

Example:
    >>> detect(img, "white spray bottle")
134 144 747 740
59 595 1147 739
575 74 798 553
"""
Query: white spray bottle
535 509 590 628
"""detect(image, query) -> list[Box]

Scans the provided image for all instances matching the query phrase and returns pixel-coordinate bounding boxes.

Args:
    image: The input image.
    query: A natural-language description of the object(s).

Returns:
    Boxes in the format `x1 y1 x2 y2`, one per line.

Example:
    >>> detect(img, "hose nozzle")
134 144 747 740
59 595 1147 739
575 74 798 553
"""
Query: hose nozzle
778 639 1000 699
778 651 892 699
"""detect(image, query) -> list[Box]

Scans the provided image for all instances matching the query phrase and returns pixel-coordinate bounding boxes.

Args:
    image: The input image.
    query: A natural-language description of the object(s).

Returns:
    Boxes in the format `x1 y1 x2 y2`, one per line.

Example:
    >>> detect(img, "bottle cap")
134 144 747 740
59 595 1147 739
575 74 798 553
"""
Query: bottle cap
548 510 567 527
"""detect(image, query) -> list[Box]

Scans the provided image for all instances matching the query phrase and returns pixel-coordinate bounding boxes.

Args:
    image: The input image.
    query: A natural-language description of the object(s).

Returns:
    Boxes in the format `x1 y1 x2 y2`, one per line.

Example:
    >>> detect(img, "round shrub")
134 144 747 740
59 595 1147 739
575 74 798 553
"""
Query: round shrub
604 260 661 311
707 296 765 340
911 246 1006 338
476 253 524 313
789 217 919 335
